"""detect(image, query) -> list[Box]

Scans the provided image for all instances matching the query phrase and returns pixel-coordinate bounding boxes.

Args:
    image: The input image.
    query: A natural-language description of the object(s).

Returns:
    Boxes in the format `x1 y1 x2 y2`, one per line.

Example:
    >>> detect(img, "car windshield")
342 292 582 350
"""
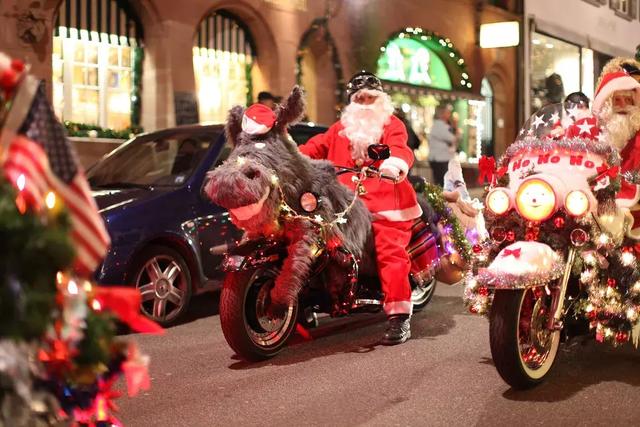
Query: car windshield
88 131 220 188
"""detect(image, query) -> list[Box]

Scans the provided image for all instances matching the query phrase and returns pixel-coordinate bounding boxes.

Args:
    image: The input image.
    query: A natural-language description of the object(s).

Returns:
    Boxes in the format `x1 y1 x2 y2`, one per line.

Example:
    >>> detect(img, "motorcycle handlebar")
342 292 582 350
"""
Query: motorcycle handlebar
335 166 398 183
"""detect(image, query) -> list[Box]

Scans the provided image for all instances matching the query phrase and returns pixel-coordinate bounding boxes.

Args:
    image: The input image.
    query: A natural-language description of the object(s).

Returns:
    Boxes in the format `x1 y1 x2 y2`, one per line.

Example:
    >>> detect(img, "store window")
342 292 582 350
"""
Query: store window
53 0 143 132
610 0 638 18
376 28 483 164
530 32 582 112
193 10 256 123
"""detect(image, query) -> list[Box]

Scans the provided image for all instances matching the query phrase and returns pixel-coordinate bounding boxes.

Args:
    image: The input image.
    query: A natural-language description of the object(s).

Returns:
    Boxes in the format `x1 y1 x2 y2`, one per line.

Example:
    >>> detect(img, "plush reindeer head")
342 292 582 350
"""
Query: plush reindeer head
203 86 308 235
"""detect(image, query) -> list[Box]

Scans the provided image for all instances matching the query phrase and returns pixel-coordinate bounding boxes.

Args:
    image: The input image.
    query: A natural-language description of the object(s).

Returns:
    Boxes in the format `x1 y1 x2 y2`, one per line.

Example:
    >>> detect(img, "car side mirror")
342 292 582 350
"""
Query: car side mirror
368 144 390 161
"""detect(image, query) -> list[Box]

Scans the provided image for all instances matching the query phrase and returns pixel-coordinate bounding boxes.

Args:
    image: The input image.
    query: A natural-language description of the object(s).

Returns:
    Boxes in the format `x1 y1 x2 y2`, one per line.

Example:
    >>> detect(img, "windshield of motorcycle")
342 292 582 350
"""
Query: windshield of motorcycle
515 101 598 142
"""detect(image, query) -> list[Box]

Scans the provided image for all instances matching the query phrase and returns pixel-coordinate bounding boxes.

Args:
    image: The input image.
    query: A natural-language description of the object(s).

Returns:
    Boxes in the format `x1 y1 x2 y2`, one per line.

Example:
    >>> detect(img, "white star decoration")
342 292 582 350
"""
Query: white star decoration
519 128 525 136
549 112 560 124
335 216 348 224
314 215 324 222
597 132 607 143
576 121 594 135
531 114 546 129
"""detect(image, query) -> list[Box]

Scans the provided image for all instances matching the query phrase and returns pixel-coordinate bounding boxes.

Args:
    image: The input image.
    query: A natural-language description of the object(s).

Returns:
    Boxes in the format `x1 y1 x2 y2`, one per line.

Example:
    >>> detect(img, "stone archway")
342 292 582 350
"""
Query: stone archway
196 0 280 102
296 17 343 124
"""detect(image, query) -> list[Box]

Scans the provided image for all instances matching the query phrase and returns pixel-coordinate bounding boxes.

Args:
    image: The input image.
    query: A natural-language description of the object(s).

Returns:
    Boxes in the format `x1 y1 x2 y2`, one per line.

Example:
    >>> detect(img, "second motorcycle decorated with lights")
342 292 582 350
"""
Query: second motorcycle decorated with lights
465 103 640 389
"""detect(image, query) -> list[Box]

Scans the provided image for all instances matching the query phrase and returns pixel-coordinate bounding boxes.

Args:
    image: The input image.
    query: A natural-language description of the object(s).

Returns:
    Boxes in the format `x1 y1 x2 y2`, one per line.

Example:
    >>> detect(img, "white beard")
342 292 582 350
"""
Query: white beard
340 90 395 163
600 100 640 151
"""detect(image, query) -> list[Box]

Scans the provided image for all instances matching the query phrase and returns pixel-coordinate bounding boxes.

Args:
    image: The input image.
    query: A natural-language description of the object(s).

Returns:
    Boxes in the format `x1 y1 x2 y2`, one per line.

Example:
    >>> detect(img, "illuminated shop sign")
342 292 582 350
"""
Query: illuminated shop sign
377 37 452 90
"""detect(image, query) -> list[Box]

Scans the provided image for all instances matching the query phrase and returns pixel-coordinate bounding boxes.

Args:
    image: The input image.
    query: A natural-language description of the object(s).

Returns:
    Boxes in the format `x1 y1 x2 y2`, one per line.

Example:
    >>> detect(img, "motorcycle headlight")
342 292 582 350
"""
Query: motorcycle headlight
486 188 511 215
565 190 590 217
300 192 319 212
516 178 556 222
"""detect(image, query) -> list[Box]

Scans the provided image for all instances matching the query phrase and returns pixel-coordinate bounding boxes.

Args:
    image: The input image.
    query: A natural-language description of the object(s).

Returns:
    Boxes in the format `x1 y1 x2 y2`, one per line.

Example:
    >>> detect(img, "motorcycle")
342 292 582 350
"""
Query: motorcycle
215 144 470 361
464 103 640 389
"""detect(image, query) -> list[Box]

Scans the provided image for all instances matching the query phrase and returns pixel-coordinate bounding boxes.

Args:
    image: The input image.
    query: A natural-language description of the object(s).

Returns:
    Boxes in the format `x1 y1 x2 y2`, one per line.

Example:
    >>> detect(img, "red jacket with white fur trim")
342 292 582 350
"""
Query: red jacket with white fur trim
618 132 640 207
299 115 422 222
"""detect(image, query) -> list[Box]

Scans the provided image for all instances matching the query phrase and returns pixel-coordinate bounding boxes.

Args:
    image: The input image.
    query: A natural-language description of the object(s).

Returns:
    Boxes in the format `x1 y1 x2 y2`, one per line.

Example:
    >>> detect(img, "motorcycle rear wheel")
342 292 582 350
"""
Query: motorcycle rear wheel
489 288 561 389
220 268 298 362
410 277 436 312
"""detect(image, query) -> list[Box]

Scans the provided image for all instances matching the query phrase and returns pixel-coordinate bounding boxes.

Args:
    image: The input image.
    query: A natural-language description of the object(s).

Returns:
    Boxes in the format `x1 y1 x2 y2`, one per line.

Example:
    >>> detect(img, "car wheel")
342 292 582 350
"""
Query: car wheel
131 245 192 327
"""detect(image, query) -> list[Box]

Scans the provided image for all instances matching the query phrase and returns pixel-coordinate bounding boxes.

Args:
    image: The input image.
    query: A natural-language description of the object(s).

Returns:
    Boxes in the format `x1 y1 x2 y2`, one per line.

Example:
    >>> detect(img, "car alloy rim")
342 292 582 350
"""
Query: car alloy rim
136 255 187 322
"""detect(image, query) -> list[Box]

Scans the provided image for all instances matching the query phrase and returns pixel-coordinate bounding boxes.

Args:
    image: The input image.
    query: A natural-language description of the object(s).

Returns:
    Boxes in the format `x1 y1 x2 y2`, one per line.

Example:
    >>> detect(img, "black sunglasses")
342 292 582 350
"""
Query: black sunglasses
350 75 382 89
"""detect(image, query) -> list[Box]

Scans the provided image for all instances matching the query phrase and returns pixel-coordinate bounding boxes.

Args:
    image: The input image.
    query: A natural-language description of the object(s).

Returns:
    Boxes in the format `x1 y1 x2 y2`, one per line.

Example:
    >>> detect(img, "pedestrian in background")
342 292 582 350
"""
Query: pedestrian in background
257 91 279 110
428 104 457 186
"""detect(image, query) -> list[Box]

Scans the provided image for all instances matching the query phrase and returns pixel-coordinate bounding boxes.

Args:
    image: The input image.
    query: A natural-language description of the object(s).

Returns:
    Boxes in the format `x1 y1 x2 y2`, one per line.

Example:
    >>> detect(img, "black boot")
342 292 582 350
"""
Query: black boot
381 314 411 345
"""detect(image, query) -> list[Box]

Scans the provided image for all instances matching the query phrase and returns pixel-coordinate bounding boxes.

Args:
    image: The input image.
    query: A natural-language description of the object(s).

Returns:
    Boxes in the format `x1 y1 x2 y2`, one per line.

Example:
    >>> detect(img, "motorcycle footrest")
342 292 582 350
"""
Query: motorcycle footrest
352 298 383 307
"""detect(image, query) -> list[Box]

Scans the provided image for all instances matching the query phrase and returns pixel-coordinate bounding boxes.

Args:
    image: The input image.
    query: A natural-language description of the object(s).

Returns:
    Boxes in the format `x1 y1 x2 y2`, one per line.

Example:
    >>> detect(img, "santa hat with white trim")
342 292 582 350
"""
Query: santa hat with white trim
592 70 640 114
242 103 277 135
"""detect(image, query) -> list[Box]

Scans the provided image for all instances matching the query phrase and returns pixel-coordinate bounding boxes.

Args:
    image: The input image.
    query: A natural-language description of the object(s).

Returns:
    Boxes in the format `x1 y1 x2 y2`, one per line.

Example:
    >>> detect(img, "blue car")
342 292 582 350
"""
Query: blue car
88 123 326 326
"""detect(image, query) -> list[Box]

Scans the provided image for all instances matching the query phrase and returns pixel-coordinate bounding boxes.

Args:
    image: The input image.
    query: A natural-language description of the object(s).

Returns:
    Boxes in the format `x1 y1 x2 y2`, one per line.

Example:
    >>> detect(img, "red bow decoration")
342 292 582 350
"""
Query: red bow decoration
478 156 496 184
93 287 165 335
502 248 521 258
595 163 620 181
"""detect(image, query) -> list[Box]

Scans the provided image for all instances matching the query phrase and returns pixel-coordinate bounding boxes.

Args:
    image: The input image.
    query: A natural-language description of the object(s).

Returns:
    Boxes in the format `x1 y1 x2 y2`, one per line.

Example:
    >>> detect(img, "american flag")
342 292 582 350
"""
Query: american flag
2 81 110 275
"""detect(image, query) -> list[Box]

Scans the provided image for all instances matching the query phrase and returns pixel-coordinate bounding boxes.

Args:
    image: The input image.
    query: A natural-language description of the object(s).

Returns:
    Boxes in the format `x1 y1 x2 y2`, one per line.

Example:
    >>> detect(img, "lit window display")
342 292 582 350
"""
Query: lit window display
193 10 256 124
193 49 252 123
377 28 486 164
53 28 136 130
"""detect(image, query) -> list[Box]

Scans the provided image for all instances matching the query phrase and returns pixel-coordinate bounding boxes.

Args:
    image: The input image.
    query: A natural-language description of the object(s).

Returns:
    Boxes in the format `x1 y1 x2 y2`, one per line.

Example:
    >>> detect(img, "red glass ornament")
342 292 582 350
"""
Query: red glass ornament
553 216 565 229
615 331 629 343
0 68 17 89
491 227 506 243
469 306 478 314
506 230 515 242
478 286 489 296
473 244 482 253
570 228 588 246
607 277 616 288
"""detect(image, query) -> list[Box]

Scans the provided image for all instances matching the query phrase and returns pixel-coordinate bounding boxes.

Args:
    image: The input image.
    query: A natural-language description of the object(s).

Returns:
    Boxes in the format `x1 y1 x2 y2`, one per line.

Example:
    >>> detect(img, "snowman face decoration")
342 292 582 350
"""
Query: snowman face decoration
515 178 556 222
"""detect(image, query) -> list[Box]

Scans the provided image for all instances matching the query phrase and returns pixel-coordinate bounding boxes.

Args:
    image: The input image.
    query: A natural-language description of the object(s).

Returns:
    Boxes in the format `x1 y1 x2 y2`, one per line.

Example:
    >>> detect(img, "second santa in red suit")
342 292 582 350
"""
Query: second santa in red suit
592 69 640 238
299 71 421 345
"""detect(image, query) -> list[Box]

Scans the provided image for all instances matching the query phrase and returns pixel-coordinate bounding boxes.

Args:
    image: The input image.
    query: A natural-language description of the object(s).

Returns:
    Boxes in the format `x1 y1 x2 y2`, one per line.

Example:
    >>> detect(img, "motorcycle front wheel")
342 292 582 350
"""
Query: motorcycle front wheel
489 288 561 389
220 268 298 362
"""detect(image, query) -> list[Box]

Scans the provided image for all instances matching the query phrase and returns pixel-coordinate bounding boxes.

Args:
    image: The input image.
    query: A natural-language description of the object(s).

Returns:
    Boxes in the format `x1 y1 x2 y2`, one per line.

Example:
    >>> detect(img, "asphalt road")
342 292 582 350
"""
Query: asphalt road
118 284 640 426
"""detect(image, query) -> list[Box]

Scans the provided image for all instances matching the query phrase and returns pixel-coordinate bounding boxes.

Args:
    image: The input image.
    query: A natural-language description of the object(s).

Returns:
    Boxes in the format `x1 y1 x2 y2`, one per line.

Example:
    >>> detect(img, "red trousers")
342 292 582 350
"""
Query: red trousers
372 219 414 315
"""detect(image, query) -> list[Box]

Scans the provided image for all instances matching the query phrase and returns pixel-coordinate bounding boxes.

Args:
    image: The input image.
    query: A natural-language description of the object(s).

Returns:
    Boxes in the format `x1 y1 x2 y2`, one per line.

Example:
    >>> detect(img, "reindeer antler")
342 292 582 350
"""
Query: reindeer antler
225 105 245 146
275 86 306 132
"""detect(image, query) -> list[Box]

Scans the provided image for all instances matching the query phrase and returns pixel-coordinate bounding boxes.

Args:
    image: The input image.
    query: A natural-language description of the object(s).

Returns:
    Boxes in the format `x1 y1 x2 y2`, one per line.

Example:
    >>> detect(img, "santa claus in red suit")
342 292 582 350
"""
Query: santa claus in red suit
593 69 640 238
298 71 421 345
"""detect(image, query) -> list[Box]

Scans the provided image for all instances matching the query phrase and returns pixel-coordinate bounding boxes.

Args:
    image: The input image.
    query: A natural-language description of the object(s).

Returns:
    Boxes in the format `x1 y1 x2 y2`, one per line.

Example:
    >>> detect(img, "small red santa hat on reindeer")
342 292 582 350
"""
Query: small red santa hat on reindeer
241 104 277 135
592 70 640 115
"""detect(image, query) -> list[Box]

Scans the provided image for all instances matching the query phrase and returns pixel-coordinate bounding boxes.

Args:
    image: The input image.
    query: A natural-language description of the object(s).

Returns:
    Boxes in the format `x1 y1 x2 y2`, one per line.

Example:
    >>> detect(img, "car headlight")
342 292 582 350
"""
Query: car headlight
516 178 556 222
486 188 511 215
565 190 590 217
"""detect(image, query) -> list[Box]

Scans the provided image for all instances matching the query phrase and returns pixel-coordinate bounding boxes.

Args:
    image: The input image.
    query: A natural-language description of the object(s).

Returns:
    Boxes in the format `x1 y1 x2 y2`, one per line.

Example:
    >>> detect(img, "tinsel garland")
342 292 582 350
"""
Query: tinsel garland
474 258 564 289
420 182 473 263
497 136 621 170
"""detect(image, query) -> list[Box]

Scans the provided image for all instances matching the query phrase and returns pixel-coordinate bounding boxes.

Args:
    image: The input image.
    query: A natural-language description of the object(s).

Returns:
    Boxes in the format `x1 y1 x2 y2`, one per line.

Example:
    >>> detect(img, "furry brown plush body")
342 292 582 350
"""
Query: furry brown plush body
204 87 375 308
